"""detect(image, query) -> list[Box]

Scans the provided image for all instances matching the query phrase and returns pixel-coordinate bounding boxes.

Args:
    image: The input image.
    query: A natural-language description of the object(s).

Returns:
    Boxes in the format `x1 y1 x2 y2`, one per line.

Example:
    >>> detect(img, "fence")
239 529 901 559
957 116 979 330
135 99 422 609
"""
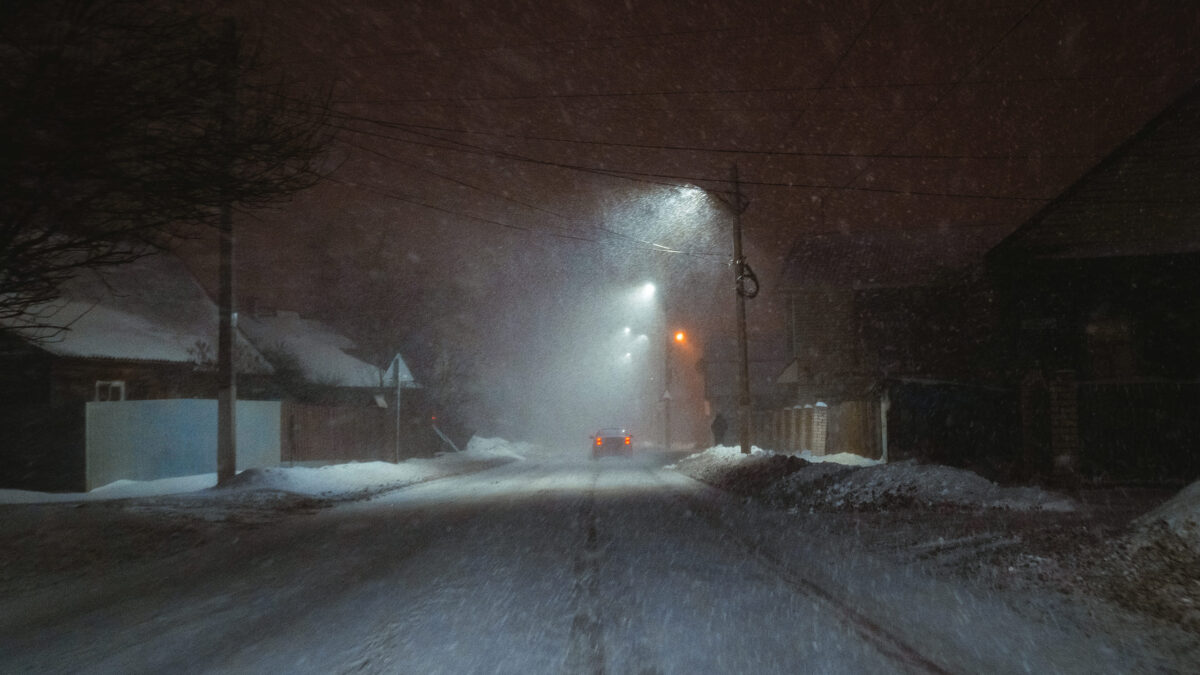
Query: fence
282 402 396 464
85 399 280 490
1078 380 1200 483
281 400 447 464
73 397 451 491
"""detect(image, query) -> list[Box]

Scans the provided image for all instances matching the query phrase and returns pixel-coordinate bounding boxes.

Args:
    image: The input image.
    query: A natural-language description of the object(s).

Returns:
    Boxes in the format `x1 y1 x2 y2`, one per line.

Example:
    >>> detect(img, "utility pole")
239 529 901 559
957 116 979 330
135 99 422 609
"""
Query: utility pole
730 164 753 455
216 18 238 485
663 322 672 454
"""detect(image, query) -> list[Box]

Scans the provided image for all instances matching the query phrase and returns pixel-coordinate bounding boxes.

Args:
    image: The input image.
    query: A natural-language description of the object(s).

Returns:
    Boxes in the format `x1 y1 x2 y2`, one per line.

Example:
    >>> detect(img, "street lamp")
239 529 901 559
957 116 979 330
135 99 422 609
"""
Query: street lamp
626 280 684 452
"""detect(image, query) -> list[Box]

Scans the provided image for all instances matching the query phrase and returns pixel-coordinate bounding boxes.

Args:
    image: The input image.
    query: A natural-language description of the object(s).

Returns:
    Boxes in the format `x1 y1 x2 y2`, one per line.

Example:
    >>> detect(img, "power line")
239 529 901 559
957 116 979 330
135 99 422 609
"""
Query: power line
360 115 1095 162
337 133 725 256
328 118 716 194
326 149 727 260
334 73 1153 107
816 0 1051 205
332 117 1052 202
778 0 885 144
269 3 1037 69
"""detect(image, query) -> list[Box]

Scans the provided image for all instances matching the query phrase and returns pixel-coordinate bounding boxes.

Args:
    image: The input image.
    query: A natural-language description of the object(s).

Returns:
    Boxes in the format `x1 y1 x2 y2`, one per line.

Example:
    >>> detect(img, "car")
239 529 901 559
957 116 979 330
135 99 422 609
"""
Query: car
590 428 633 458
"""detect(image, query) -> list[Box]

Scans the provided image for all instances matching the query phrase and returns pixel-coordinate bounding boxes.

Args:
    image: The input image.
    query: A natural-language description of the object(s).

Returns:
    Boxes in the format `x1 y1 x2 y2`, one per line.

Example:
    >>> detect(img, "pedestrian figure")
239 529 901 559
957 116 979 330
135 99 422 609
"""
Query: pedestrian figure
710 413 728 446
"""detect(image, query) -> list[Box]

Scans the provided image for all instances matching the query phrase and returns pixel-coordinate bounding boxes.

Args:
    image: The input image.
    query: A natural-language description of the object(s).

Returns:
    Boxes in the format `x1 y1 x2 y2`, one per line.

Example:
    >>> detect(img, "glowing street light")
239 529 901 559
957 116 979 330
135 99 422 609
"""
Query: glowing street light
674 330 686 344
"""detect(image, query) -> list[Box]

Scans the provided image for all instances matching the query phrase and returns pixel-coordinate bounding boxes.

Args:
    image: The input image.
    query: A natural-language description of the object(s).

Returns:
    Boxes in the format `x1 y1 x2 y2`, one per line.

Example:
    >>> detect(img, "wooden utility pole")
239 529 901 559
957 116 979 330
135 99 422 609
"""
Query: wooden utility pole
730 164 753 454
216 18 238 485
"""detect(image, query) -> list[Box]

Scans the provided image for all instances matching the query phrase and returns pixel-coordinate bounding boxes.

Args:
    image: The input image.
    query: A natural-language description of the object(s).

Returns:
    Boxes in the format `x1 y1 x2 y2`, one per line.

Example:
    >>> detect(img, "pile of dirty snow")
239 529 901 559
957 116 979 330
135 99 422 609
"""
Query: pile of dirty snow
1082 481 1200 635
1132 480 1200 553
774 460 1077 512
670 445 881 499
672 447 1074 512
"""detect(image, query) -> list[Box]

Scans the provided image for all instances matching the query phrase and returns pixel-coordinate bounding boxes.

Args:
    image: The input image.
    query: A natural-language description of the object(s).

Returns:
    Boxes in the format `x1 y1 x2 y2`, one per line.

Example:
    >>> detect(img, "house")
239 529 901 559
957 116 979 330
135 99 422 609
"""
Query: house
238 309 406 403
987 82 1200 484
237 309 432 463
0 254 273 491
697 333 792 447
774 228 1016 474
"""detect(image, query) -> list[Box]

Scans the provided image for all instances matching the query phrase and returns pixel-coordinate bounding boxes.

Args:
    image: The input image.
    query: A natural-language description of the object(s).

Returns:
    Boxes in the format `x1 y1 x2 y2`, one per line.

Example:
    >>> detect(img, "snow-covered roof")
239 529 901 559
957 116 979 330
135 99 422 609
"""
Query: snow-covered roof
4 254 269 372
991 83 1200 262
239 311 412 389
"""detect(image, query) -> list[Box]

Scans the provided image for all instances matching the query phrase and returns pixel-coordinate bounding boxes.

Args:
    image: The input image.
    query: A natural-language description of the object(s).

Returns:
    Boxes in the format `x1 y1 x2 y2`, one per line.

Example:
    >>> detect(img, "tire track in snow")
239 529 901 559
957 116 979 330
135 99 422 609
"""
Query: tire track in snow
645 465 953 675
563 468 606 675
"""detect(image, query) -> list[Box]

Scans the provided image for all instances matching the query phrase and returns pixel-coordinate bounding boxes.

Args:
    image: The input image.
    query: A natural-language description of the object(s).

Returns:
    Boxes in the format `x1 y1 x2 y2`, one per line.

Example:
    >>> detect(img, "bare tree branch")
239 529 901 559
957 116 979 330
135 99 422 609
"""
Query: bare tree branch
0 0 334 335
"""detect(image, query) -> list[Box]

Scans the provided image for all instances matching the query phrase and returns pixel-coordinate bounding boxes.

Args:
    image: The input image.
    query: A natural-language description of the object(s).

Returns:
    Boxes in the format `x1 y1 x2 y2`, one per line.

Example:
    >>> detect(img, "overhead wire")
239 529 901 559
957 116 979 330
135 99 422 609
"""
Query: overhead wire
274 2 1036 70
291 0 1195 250
329 135 728 260
335 73 1152 107
331 114 1051 202
776 0 885 144
338 118 1097 162
813 0 1051 207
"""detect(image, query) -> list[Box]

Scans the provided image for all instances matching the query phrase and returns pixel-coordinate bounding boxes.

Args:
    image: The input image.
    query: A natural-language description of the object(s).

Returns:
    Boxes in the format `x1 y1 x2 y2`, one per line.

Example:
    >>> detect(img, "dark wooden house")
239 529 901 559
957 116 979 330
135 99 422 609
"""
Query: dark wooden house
0 255 271 491
775 228 1015 474
987 83 1200 484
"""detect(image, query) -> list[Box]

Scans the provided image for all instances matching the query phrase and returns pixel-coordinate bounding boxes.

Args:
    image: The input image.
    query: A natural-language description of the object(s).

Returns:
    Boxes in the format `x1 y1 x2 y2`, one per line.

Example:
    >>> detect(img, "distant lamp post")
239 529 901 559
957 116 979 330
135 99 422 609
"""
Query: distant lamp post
663 327 688 453
628 281 682 452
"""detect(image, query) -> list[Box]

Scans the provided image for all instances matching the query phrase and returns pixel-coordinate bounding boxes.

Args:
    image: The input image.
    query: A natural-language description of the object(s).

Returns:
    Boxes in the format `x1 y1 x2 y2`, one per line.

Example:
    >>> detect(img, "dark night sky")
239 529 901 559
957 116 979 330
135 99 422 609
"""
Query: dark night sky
180 0 1200 438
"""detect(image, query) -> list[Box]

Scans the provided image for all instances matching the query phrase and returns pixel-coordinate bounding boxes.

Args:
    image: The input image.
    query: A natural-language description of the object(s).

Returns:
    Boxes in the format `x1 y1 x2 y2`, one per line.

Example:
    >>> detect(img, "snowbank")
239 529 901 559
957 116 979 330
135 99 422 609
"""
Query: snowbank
665 444 769 470
1131 480 1200 554
0 436 534 504
771 460 1076 512
0 474 218 504
223 461 442 496
671 447 1074 512
670 445 882 469
464 436 540 460
795 449 883 467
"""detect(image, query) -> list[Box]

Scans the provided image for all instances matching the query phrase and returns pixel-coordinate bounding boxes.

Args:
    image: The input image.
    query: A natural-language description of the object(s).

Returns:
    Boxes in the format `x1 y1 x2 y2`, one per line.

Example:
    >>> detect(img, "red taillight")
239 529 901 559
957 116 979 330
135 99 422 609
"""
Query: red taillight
624 436 631 445
595 437 602 446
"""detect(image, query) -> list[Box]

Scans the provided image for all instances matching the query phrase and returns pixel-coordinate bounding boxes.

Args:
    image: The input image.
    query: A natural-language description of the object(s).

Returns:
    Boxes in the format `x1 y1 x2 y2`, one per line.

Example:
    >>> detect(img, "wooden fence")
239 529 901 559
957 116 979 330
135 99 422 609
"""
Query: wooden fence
282 402 397 464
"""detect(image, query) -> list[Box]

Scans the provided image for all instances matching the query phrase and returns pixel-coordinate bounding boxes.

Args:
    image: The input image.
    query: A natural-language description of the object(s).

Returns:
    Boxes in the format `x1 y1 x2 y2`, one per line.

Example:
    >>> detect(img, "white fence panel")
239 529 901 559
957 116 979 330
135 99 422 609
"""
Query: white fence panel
85 399 280 490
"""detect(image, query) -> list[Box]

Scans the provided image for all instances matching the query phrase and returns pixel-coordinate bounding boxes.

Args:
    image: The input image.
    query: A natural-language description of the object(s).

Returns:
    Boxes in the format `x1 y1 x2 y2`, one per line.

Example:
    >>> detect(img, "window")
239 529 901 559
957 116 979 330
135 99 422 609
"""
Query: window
95 380 126 401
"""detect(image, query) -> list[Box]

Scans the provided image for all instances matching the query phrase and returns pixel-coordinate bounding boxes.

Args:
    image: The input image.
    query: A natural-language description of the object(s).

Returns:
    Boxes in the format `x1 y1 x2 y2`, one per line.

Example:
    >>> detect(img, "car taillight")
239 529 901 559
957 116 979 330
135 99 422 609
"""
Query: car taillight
624 436 631 445
595 437 602 446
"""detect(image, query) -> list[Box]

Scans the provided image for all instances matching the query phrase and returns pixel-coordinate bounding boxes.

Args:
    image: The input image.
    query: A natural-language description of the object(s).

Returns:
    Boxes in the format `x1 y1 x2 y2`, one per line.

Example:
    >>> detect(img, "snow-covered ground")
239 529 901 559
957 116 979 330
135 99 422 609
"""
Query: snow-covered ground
2 440 1197 673
0 435 533 505
672 445 1200 668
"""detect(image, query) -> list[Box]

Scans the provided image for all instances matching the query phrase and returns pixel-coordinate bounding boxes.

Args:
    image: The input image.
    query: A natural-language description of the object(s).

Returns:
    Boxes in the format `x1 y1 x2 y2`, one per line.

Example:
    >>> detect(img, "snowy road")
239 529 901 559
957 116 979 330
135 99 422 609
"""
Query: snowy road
1 453 1145 674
